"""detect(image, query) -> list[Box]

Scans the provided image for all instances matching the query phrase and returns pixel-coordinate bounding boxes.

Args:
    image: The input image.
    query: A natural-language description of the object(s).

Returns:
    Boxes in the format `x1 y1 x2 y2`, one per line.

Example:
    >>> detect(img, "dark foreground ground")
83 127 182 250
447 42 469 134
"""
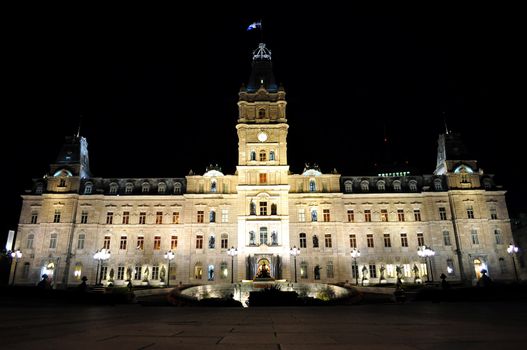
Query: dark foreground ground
1 301 526 350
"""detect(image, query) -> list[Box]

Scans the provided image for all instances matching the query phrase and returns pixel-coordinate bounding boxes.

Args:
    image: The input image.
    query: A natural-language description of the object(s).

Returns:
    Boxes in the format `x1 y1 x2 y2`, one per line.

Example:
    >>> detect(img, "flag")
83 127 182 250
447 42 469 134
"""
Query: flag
247 21 262 31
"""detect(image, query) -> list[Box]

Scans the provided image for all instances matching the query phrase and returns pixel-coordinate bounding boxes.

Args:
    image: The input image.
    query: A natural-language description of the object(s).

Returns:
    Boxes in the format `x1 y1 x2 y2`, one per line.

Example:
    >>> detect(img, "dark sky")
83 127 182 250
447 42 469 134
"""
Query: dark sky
2 5 524 247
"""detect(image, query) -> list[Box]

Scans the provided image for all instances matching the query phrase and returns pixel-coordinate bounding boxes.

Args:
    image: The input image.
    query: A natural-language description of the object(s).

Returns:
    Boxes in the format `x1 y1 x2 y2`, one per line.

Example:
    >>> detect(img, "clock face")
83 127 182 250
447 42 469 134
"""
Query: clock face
257 131 268 142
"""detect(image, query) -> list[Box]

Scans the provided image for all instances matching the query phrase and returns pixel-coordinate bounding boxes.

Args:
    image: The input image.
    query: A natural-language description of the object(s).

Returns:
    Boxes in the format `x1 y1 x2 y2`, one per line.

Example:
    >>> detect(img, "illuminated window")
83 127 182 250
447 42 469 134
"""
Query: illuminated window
171 235 178 249
117 266 125 280
324 234 332 248
77 233 85 249
120 236 127 250
158 182 166 193
298 209 306 222
173 212 180 224
369 264 377 278
400 233 408 247
53 209 61 223
195 263 203 279
323 209 330 222
122 211 130 224
31 211 38 224
134 265 142 280
196 235 203 249
81 210 88 224
309 180 316 192
221 234 228 249
347 210 355 222
364 210 371 222
397 209 405 222
84 182 93 194
260 227 268 245
367 234 374 248
27 234 34 249
142 182 150 193
259 150 267 161
259 202 267 216
300 261 308 279
137 236 144 250
344 180 353 193
439 207 447 220
125 183 133 193
443 230 451 246
259 173 267 184
384 234 391 248
109 183 118 194
49 233 57 249
414 209 421 221
155 211 163 224
139 212 146 224
197 211 204 223
299 233 307 248
154 235 161 250
221 262 228 279
106 212 113 224
381 209 388 222
349 234 357 248
417 232 425 246
103 236 111 249
393 180 401 192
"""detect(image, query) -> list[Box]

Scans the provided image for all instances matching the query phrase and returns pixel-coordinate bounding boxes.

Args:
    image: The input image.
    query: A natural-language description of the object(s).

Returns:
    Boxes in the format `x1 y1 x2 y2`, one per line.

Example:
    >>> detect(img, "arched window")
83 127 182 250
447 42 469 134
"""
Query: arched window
361 180 369 192
434 179 443 191
393 180 401 192
258 109 266 118
157 182 166 194
26 234 34 249
344 180 353 193
194 263 203 279
211 180 217 193
309 180 316 192
299 233 306 248
260 227 268 245
250 151 256 161
271 203 277 215
300 261 308 279
269 151 275 160
84 182 93 194
174 182 182 194
259 150 267 161
208 265 215 281
209 210 216 223
409 180 417 192
109 182 118 194
125 183 134 193
377 180 385 191
142 182 150 193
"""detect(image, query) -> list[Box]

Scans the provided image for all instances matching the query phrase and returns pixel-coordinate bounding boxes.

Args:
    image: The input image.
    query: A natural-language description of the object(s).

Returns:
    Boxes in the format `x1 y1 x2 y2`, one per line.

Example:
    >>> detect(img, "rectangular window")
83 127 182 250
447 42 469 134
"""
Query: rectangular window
53 209 61 223
26 235 34 249
347 210 355 222
490 207 498 220
443 231 451 246
80 210 88 224
106 212 113 224
172 212 180 224
77 233 85 250
327 262 334 278
367 234 374 248
380 209 388 222
117 266 125 280
103 236 111 249
471 229 479 244
383 234 391 248
466 206 474 219
260 202 267 216
323 209 331 222
100 266 107 281
171 235 178 249
49 234 57 249
439 207 447 220
120 236 127 250
417 233 425 247
155 211 163 224
400 233 408 247
259 173 267 184
196 235 203 249
154 236 161 250
152 265 159 280
137 236 144 250
139 212 146 224
298 209 306 222
31 211 38 224
222 209 228 223
324 234 332 248
349 234 357 248
447 259 455 275
397 209 405 222
300 234 307 248
414 209 421 221
221 235 228 249
494 229 503 244
197 211 204 223
369 264 377 278
134 265 142 280
364 210 372 222
122 211 130 224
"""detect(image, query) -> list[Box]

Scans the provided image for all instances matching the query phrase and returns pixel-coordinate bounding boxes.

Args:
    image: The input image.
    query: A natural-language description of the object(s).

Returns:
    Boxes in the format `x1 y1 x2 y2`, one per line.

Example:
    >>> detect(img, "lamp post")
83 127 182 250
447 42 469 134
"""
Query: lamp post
417 245 435 282
351 248 361 286
93 248 111 285
10 249 22 286
507 243 519 282
227 246 238 284
164 250 175 286
290 246 300 283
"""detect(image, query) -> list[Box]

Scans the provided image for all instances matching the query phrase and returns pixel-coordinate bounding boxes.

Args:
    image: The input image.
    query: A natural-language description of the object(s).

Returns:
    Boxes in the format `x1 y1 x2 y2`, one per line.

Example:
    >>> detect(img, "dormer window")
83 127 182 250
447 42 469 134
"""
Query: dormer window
157 182 166 194
360 180 369 192
309 180 316 192
211 180 217 193
109 182 118 194
434 179 443 191
174 182 182 194
259 150 267 161
344 180 352 193
258 109 266 118
409 180 417 192
392 180 401 192
84 182 93 194
141 182 150 193
125 183 134 194
377 180 385 191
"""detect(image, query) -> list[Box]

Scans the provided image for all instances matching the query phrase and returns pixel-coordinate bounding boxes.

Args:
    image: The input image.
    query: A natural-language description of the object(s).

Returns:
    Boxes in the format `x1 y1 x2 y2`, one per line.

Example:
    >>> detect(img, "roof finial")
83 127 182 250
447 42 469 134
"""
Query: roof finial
76 115 83 138
253 43 272 61
442 111 450 135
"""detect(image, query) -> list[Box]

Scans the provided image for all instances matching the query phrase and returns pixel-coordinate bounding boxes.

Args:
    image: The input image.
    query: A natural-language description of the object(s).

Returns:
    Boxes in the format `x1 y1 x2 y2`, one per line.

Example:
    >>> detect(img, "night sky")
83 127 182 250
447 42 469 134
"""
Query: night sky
2 5 524 248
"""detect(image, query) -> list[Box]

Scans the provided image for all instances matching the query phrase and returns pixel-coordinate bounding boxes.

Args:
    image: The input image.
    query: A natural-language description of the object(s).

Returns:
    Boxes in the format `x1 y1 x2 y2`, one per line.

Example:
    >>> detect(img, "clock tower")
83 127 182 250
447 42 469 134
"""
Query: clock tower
236 43 290 280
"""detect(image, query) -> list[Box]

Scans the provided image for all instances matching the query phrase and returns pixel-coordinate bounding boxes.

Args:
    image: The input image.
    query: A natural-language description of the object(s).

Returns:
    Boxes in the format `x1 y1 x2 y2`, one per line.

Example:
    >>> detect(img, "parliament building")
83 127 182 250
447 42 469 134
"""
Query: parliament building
12 43 515 287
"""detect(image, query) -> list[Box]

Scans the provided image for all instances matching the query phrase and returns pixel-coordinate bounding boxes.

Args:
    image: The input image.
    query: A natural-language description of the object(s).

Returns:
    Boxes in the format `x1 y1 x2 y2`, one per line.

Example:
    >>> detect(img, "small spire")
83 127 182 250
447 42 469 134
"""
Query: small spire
442 111 450 135
76 115 83 138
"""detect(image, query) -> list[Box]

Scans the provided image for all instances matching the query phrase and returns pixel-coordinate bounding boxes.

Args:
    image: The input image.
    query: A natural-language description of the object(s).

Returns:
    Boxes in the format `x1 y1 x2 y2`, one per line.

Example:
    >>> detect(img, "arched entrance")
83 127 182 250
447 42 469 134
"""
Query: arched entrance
256 258 271 278
473 258 488 279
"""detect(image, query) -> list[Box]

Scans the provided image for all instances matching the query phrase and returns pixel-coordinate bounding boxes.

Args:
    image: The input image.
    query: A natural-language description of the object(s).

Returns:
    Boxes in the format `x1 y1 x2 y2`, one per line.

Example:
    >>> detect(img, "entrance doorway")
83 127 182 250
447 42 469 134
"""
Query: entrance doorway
473 258 488 279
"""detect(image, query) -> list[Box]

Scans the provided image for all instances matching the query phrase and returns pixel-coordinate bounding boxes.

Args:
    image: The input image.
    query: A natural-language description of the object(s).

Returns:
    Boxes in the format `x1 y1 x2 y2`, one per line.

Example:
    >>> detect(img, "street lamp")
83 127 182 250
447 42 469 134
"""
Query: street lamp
290 246 300 283
93 248 111 285
227 246 238 284
417 245 435 282
507 243 519 282
164 250 175 286
10 249 22 286
351 248 361 286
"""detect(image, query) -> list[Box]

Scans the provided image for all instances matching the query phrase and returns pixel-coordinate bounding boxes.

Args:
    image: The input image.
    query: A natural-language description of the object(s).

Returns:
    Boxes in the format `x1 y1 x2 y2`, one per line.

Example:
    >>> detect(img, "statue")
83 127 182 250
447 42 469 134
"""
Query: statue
314 265 321 280
271 231 277 245
250 200 256 215
160 266 166 282
209 236 215 249
395 265 403 286
249 231 255 245
313 235 319 248
379 265 386 280
361 265 368 286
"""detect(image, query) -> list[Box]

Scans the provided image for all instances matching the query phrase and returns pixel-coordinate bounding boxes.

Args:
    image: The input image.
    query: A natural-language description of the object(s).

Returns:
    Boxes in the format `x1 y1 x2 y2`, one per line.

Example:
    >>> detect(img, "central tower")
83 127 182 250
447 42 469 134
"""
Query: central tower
236 43 290 280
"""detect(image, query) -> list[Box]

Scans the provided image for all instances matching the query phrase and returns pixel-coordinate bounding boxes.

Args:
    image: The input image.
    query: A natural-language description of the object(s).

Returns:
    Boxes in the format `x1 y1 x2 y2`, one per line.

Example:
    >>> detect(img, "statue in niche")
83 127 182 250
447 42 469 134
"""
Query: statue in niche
250 200 256 215
271 231 277 245
314 265 321 280
249 231 255 245
361 265 368 286
209 236 215 249
379 265 386 280
313 235 319 248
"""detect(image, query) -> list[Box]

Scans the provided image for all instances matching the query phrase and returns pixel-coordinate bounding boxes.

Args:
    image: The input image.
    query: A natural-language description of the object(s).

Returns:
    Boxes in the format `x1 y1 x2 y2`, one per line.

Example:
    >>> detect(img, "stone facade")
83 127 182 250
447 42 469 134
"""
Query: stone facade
11 43 515 287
